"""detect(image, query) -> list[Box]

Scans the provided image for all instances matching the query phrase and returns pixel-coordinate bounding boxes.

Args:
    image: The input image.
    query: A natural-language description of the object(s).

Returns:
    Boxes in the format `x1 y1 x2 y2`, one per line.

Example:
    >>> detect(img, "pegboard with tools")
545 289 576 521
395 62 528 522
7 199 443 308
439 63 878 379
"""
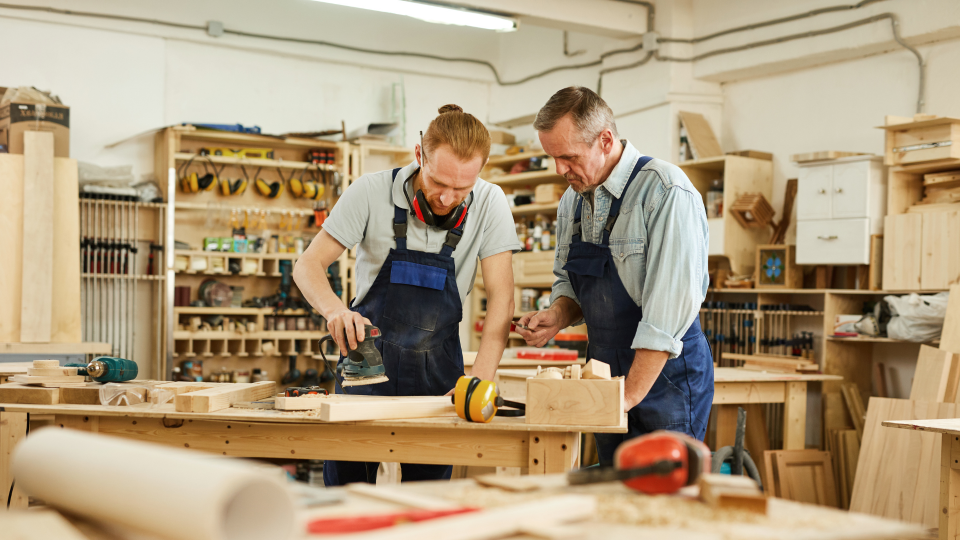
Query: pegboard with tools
700 300 823 367
79 197 167 364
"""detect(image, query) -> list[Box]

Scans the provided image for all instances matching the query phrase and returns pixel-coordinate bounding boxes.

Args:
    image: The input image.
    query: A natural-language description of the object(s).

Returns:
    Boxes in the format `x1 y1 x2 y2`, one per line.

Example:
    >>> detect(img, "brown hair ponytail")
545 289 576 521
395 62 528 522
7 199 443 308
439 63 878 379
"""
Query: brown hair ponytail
423 104 491 163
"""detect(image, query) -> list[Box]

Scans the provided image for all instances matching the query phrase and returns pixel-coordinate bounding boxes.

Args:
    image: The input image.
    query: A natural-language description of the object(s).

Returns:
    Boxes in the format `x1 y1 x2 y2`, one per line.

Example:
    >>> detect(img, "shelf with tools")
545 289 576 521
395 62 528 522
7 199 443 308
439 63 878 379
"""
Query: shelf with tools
157 125 353 386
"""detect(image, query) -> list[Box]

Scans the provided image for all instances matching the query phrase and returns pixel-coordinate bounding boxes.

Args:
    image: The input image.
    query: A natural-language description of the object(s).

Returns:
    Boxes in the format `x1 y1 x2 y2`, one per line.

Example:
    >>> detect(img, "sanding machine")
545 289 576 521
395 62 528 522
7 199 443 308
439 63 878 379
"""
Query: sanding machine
318 324 388 389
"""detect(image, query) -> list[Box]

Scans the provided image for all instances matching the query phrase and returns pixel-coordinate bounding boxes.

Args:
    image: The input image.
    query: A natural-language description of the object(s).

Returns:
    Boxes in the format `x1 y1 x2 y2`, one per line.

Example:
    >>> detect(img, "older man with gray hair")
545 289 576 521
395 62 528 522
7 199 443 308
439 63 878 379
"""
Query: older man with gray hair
516 86 713 466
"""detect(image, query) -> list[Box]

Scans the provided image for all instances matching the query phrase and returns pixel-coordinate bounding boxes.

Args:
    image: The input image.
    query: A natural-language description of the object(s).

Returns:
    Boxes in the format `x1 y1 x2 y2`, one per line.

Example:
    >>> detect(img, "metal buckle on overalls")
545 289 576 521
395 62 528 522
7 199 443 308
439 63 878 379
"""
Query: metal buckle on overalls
443 230 462 250
394 222 408 238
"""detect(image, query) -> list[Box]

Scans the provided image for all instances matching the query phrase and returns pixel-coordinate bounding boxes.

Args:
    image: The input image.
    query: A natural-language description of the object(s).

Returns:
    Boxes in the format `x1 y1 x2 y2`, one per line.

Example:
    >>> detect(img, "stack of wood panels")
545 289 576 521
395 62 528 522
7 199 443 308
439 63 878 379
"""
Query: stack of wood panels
9 360 84 387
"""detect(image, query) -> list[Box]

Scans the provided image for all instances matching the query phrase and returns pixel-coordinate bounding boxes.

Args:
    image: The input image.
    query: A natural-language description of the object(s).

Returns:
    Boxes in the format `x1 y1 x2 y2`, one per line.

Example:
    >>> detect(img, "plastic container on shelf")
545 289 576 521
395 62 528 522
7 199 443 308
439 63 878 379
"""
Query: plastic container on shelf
551 332 588 356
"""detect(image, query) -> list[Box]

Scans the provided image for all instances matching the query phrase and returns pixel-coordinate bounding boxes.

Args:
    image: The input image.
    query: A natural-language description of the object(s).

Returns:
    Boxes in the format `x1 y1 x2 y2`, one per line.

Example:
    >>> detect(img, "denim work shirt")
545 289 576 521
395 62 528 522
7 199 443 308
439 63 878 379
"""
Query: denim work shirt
550 140 709 359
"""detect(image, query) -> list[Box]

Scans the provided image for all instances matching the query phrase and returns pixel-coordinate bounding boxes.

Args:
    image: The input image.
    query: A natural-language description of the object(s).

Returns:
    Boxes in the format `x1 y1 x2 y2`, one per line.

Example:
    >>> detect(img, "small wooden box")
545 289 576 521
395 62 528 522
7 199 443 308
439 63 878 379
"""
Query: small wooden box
525 378 623 426
534 183 567 204
881 116 960 167
756 244 802 289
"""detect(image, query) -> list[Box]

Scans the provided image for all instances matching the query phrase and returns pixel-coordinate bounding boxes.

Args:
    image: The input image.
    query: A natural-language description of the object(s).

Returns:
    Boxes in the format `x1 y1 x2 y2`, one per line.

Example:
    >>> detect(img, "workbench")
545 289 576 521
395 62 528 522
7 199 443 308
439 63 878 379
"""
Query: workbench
0 401 627 510
497 367 841 451
883 418 960 540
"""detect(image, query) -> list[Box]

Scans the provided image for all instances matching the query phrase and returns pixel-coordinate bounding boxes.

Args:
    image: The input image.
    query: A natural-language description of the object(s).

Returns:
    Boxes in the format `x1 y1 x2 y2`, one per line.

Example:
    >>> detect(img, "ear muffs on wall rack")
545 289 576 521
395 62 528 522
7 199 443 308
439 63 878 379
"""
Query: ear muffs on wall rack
219 177 248 196
289 166 324 200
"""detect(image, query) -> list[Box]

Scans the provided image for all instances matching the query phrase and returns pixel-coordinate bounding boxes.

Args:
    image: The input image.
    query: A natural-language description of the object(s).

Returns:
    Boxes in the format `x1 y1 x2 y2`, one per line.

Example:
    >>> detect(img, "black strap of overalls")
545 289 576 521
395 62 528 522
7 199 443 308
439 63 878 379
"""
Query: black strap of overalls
572 155 653 246
391 167 468 256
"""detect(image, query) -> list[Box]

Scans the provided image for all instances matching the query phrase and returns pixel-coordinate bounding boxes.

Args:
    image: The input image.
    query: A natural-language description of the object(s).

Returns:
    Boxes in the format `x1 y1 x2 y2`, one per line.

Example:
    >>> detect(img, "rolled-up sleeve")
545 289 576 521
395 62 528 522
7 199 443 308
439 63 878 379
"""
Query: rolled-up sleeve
549 196 584 325
633 186 707 358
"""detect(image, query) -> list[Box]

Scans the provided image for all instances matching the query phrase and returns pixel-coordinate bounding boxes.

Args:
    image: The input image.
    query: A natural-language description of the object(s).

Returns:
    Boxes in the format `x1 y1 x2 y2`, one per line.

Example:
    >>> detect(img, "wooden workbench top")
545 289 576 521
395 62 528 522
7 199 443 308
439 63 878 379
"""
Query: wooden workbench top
499 367 842 383
0 401 628 433
300 478 922 540
883 418 960 434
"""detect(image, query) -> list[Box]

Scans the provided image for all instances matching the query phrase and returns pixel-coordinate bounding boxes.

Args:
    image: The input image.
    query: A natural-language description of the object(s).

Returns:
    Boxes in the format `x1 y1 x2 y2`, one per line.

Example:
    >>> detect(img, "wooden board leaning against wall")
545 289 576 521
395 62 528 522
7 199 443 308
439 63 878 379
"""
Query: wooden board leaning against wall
155 125 413 386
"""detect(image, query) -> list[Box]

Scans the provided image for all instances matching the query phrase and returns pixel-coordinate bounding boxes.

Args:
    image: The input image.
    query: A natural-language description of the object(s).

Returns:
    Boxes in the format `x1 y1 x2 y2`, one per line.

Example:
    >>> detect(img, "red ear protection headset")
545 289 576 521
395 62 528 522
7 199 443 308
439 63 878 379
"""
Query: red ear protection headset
404 130 473 230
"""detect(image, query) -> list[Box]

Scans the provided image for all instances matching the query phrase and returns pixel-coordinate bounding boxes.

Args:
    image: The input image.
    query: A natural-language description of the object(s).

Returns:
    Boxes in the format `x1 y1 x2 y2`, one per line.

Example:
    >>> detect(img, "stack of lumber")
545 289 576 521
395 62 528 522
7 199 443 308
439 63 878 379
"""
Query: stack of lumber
849 325 960 528
721 353 818 374
9 360 84 387
763 449 839 508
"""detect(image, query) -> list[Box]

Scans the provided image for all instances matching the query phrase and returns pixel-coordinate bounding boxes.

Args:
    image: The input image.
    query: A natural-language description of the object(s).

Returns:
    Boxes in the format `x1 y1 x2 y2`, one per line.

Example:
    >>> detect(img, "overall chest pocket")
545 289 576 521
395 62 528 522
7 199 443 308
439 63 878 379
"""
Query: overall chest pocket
383 260 453 332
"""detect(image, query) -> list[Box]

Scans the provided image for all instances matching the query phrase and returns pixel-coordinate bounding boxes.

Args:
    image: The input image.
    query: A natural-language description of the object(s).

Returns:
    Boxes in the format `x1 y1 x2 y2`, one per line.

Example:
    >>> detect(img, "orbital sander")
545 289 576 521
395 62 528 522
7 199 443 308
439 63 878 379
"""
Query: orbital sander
319 324 388 388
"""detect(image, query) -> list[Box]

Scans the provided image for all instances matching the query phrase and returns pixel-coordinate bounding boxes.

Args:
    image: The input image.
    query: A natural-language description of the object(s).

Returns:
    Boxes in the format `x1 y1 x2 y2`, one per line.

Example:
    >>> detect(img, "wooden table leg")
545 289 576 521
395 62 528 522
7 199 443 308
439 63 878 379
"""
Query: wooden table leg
783 381 807 449
529 432 576 475
942 433 960 540
715 404 739 449
1 410 29 509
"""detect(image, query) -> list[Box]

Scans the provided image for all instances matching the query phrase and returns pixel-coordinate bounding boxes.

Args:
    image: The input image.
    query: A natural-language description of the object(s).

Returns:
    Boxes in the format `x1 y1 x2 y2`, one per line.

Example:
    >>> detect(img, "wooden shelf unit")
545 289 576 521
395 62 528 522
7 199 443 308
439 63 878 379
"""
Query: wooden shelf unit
155 125 353 382
680 155 773 275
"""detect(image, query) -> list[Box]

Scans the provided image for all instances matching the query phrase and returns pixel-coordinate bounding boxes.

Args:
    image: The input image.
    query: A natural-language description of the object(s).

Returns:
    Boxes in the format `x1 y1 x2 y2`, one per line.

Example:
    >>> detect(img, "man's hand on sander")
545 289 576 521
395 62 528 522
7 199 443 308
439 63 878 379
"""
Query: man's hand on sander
328 309 372 352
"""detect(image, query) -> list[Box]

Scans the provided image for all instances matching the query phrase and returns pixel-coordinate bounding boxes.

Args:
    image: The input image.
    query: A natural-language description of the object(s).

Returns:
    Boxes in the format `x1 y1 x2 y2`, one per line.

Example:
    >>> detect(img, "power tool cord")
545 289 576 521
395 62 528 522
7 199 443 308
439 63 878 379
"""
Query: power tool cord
318 335 347 395
6 412 28 509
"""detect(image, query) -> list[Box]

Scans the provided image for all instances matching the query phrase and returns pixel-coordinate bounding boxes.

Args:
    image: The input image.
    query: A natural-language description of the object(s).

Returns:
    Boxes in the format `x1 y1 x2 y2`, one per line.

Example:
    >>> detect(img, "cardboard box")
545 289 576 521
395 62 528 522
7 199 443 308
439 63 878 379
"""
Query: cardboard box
535 183 566 204
0 101 70 157
488 129 516 145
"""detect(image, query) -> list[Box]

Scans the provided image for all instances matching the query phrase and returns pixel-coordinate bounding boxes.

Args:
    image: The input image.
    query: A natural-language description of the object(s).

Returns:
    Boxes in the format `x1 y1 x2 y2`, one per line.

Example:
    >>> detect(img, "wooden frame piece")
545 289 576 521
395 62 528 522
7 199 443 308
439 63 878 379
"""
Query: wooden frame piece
526 378 623 427
773 449 839 508
174 381 274 413
756 245 801 289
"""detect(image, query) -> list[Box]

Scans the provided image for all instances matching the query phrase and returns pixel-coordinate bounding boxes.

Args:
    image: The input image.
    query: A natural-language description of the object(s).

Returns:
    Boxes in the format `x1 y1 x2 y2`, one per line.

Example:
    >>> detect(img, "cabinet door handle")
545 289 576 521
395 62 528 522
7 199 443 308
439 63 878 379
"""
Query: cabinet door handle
817 235 838 240
818 189 827 194
835 188 844 194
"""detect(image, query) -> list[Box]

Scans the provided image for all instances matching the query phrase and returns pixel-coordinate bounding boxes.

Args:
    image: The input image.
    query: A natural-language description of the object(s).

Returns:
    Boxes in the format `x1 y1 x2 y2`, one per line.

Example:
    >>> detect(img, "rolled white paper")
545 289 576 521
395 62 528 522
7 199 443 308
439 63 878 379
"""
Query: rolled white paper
12 428 296 540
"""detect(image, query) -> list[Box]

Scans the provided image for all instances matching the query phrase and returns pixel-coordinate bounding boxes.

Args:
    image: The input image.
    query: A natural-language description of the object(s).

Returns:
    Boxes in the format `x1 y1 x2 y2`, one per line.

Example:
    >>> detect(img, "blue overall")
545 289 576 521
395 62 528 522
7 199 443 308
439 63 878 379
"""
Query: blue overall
563 156 714 467
323 168 466 486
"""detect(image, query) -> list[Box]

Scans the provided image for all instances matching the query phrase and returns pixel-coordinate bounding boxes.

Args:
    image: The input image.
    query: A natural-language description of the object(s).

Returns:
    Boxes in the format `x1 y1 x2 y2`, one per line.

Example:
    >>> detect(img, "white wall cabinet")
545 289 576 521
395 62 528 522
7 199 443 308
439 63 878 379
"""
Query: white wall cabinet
796 156 885 265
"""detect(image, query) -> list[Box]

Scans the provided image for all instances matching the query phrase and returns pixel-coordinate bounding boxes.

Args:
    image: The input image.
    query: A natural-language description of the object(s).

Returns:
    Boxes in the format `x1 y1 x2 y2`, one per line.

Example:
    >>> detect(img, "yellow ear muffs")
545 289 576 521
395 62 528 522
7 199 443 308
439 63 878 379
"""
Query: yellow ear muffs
255 177 283 198
219 177 248 196
302 181 322 200
290 176 305 198
184 171 199 193
177 156 200 193
197 173 217 191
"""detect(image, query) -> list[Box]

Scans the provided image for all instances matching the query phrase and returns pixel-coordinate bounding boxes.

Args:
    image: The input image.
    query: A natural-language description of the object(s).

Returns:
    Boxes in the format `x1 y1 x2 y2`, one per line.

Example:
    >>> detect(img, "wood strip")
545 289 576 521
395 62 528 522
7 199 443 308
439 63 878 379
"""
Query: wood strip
0 410 29 508
10 374 85 385
19 131 55 342
841 384 865 440
50 156 81 342
942 283 960 355
0 155 25 342
174 381 275 413
346 483 461 510
763 450 779 497
319 396 455 422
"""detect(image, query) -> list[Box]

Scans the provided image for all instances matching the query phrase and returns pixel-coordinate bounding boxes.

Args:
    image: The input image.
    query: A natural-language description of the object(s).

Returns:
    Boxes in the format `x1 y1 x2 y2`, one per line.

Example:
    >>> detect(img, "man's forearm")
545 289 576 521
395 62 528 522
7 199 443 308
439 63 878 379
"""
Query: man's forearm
549 296 583 330
292 259 348 319
624 348 669 410
472 293 513 381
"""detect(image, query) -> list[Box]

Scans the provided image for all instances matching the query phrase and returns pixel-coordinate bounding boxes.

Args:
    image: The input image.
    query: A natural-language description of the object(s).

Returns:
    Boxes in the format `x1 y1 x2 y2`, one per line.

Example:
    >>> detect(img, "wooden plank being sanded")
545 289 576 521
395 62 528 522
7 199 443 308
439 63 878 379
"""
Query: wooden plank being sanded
319 396 456 422
174 381 275 413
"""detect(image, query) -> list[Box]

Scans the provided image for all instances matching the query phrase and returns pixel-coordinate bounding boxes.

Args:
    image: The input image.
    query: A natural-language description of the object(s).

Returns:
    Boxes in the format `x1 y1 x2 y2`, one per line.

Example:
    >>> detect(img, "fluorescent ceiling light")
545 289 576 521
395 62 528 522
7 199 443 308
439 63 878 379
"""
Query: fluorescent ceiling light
311 0 518 31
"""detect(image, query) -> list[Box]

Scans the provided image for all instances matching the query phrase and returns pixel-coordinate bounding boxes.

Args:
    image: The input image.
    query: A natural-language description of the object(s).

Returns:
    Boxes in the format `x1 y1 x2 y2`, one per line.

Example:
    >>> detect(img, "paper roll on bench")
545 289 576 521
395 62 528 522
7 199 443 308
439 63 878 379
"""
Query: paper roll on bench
12 429 296 540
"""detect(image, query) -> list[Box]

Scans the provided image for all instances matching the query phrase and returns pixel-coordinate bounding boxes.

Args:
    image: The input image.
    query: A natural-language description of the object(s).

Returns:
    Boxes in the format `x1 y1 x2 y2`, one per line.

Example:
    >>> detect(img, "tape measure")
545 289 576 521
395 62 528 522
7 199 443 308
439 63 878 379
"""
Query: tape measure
451 376 524 423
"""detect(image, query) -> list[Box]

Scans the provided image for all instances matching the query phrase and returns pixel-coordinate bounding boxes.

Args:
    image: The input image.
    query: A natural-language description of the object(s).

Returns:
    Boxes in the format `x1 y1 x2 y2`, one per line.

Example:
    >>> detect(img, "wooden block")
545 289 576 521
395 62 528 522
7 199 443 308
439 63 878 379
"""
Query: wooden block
27 367 76 377
943 283 960 355
59 385 102 405
920 210 960 290
32 360 60 369
19 131 56 343
882 213 922 290
0 383 59 404
10 374 85 385
525 378 623 426
678 111 722 159
320 396 455 422
910 344 958 401
174 381 275 413
924 170 960 186
581 359 611 380
568 364 580 380
729 193 775 229
698 473 767 514
774 450 839 508
534 183 566 204
274 394 326 411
